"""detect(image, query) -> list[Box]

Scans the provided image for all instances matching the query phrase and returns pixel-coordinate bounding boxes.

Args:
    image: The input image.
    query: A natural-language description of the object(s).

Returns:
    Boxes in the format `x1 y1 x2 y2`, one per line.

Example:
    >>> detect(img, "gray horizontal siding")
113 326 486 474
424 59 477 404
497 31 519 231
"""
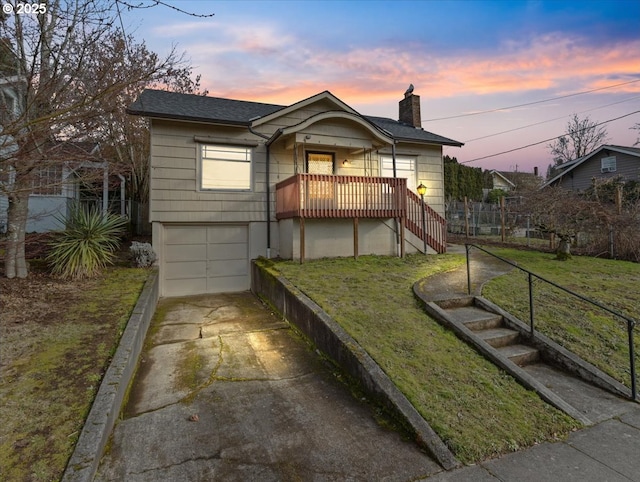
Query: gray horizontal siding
150 120 268 224
559 151 639 191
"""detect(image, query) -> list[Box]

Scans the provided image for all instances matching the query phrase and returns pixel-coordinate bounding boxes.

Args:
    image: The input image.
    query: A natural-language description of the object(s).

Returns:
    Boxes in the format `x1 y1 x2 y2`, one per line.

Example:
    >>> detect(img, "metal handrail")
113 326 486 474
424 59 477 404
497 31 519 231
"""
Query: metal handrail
465 243 637 401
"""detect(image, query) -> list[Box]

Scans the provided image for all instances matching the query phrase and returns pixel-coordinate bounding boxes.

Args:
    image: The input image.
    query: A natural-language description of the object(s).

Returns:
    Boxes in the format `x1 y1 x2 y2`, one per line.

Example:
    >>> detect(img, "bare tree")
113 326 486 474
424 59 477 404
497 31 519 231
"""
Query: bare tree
527 187 607 260
75 31 207 215
547 114 610 178
0 0 187 278
632 122 640 146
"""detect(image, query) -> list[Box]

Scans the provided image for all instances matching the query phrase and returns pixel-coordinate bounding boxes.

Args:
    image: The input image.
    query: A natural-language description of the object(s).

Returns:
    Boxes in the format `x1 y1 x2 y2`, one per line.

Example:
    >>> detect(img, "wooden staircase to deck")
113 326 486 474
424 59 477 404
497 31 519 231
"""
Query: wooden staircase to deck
404 189 447 254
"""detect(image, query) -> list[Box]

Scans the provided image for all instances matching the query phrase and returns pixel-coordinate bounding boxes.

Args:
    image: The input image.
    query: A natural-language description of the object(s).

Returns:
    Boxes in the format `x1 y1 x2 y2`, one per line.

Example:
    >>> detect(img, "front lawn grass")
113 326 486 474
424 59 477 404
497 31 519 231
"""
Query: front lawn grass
0 267 149 482
273 253 579 463
481 248 640 389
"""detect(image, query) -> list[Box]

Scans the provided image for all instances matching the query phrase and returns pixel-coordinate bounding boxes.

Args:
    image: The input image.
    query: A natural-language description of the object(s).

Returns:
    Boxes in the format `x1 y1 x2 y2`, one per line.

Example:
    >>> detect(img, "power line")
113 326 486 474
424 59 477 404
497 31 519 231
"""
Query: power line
424 78 640 122
462 95 640 143
459 110 640 164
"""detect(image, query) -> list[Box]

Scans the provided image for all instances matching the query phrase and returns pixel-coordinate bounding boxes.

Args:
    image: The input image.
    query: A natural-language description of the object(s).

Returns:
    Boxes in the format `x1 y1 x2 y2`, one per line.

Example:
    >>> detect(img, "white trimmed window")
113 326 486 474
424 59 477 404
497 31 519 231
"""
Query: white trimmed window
200 145 252 190
32 165 63 195
601 156 616 173
380 155 416 189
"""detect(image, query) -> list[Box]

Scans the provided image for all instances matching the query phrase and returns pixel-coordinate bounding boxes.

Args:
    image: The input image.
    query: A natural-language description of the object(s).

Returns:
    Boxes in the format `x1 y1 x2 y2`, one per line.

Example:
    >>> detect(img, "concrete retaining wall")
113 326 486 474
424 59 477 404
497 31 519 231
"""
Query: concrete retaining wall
251 259 459 470
62 269 159 482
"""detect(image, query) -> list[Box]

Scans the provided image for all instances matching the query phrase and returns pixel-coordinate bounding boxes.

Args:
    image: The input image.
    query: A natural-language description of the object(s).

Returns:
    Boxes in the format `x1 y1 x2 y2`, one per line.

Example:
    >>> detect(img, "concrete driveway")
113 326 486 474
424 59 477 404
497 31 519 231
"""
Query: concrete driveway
96 292 441 481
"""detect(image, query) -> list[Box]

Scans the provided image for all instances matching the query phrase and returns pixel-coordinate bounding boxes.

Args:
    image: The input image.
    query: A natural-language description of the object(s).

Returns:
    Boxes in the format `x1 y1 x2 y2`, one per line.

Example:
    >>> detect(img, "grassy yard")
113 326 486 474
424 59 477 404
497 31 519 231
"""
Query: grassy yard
273 253 580 463
481 248 640 389
0 266 149 481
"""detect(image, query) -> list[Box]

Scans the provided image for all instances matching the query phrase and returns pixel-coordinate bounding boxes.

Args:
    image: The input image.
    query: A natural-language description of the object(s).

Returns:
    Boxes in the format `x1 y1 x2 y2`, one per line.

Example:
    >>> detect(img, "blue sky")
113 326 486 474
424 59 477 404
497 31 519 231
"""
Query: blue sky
121 0 640 174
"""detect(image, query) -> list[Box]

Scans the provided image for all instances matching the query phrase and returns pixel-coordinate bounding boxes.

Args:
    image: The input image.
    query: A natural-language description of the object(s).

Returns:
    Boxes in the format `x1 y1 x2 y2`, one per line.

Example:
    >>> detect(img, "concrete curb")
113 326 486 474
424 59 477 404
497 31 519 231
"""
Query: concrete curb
251 260 460 471
62 269 159 482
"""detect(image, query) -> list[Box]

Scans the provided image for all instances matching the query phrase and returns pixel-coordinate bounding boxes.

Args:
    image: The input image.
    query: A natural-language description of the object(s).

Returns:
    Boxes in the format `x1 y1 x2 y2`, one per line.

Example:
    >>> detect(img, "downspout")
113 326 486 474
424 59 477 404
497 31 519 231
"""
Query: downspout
392 141 401 256
249 125 274 258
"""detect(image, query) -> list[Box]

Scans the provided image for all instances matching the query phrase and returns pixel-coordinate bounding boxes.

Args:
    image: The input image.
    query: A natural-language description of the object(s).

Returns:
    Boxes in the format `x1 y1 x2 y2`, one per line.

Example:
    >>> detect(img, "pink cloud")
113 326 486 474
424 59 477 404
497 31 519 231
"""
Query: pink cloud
193 33 639 107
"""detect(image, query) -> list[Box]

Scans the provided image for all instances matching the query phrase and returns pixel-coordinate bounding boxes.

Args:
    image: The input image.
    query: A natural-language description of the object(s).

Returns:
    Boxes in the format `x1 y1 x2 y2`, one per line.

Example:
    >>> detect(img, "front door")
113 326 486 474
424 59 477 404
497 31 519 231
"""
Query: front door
306 152 335 201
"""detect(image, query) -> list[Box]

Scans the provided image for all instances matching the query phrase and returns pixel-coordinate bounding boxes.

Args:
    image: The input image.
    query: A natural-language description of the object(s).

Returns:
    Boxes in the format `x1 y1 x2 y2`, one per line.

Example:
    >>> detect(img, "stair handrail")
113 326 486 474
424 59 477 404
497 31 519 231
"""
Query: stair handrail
465 243 637 401
405 189 447 253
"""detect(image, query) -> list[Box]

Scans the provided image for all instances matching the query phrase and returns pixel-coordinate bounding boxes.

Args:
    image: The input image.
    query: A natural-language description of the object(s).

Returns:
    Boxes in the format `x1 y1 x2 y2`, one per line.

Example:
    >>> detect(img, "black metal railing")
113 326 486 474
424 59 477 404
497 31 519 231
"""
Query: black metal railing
465 243 637 401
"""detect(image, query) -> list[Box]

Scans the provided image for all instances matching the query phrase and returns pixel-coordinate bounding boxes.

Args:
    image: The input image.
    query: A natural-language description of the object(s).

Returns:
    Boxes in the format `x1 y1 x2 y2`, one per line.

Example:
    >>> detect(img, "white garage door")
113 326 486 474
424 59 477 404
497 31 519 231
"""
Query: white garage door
163 225 249 297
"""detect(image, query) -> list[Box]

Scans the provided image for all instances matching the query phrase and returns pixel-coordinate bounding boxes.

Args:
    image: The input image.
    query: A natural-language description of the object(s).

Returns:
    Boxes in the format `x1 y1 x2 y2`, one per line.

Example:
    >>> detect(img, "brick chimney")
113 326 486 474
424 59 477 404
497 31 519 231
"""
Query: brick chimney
399 84 421 128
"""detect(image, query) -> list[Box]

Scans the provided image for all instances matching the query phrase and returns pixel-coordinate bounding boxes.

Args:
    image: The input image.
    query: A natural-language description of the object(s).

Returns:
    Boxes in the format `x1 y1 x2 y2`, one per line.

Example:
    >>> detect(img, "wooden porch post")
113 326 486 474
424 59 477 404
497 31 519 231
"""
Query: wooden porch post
399 217 405 258
300 217 305 264
353 217 359 259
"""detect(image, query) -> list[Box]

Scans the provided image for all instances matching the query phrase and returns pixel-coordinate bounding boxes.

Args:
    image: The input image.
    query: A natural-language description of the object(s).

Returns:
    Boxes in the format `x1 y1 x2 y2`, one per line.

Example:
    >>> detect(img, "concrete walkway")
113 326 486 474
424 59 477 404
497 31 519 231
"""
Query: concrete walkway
419 245 640 481
96 292 441 481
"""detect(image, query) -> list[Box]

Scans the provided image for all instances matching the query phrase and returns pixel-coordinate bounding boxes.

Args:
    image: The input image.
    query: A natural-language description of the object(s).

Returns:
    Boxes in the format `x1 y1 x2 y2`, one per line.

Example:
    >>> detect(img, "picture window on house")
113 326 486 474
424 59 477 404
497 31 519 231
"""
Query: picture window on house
601 156 616 173
200 145 251 190
380 155 416 189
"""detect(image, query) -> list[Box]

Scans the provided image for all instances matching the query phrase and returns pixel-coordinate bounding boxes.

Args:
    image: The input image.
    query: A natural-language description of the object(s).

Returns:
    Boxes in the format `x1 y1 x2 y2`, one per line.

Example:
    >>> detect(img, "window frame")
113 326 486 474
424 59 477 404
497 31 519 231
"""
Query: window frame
600 155 617 173
380 155 417 188
306 151 335 175
31 164 64 196
198 144 253 192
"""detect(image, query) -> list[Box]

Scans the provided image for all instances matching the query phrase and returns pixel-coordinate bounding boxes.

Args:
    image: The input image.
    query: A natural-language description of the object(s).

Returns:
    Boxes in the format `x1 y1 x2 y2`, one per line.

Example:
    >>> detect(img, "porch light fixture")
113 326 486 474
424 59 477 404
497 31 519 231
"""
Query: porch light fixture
416 183 427 253
342 159 350 167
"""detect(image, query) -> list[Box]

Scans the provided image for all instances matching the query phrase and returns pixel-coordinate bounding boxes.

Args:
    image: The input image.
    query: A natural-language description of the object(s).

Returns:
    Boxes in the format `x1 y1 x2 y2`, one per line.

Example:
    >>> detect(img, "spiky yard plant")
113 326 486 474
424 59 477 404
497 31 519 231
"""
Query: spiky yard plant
47 205 128 279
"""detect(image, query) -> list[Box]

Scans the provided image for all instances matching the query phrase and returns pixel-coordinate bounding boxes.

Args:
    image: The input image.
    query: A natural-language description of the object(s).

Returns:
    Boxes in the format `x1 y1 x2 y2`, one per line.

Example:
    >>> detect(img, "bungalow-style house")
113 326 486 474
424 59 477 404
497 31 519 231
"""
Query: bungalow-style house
0 142 117 233
489 169 543 194
489 170 516 193
1 42 121 233
128 87 463 297
543 145 640 190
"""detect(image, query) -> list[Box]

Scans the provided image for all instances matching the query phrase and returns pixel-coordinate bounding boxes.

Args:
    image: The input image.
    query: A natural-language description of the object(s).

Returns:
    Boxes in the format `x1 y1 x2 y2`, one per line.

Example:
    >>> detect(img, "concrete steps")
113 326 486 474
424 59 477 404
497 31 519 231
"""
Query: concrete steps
446 304 540 367
426 298 637 426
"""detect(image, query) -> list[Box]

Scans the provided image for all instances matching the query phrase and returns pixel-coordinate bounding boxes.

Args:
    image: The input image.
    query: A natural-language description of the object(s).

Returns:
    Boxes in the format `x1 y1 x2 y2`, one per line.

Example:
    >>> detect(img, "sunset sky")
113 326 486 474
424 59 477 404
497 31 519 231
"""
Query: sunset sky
121 0 640 175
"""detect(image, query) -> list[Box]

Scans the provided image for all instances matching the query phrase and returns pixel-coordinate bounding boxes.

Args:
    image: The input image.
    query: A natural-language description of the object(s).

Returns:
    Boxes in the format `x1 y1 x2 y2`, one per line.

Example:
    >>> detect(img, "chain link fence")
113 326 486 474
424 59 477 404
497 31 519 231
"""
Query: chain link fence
445 199 640 261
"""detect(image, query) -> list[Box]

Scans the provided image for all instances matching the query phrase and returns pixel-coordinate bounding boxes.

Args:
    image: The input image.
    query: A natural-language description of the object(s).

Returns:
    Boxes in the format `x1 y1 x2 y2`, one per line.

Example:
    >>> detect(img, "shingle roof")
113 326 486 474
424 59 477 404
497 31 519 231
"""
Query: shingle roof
365 115 463 147
127 89 284 126
128 89 463 147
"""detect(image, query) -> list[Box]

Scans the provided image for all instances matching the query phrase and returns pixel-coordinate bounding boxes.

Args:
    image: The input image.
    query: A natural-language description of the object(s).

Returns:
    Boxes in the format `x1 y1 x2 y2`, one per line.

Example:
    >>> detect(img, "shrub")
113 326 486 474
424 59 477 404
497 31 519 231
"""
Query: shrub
47 205 127 279
486 188 508 204
129 241 156 268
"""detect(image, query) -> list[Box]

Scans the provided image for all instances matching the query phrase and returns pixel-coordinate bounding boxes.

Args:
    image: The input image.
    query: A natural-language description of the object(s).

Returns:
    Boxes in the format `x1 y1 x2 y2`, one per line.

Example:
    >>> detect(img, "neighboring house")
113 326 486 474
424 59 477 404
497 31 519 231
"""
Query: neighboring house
2 44 119 233
543 145 640 190
128 87 463 297
489 170 516 193
489 169 543 194
0 142 114 233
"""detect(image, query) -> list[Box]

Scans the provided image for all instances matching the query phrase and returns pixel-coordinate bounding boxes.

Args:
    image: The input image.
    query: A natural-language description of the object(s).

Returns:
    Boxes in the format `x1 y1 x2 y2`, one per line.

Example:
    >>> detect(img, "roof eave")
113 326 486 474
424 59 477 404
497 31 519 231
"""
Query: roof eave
126 108 250 127
393 135 464 147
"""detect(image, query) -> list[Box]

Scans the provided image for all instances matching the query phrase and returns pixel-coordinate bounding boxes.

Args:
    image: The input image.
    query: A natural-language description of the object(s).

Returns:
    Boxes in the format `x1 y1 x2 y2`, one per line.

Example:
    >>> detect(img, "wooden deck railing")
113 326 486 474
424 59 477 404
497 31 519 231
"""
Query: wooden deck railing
275 173 446 253
405 189 447 254
275 174 407 219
